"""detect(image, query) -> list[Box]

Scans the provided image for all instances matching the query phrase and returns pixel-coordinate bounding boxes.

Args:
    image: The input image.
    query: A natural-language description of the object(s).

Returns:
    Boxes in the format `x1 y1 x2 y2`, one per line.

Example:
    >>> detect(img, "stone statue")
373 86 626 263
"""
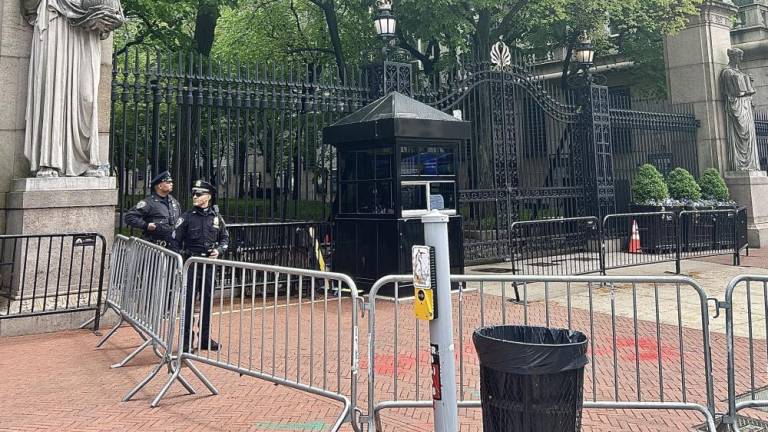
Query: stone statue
721 47 761 172
21 0 125 178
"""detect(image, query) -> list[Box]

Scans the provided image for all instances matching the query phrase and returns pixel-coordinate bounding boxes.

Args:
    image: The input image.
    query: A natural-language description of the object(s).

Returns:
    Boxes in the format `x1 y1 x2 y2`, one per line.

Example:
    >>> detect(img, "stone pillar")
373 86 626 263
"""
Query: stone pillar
0 0 116 235
725 172 768 247
664 0 738 174
0 0 117 334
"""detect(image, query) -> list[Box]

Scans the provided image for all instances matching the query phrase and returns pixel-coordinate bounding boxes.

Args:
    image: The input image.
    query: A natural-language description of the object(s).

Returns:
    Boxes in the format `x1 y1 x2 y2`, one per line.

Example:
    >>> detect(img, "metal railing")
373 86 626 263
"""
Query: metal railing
151 258 362 431
95 236 215 405
226 222 332 270
0 233 106 327
366 274 718 432
510 217 602 276
721 274 768 430
510 209 748 276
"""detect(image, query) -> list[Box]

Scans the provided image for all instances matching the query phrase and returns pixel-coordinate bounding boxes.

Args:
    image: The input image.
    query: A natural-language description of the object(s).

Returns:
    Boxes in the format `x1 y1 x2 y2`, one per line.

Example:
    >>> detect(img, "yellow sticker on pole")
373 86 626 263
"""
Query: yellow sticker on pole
413 245 437 320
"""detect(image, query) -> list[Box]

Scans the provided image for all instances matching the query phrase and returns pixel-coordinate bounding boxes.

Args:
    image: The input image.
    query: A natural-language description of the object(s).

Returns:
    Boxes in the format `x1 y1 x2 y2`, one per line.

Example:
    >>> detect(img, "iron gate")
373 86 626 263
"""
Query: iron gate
110 46 699 266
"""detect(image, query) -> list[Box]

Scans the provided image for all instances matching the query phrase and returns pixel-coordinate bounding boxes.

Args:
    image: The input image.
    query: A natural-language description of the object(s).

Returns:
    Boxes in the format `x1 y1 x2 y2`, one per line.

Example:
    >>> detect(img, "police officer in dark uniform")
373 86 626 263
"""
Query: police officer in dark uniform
125 171 181 250
172 180 229 352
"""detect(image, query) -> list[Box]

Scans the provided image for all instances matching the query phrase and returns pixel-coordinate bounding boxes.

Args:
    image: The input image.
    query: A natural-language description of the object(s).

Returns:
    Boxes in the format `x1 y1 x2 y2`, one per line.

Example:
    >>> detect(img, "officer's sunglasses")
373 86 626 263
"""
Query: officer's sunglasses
192 192 210 197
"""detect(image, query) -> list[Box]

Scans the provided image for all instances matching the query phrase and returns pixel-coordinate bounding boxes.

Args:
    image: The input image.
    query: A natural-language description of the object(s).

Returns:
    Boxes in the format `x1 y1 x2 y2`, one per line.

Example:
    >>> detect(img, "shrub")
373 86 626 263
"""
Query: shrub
632 164 669 203
667 168 702 201
698 168 730 201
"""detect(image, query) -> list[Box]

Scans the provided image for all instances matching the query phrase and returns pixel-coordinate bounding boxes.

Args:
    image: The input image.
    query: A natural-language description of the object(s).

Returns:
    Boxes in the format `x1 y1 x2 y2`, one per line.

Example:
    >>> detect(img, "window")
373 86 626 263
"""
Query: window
400 146 455 176
338 147 394 214
401 181 456 217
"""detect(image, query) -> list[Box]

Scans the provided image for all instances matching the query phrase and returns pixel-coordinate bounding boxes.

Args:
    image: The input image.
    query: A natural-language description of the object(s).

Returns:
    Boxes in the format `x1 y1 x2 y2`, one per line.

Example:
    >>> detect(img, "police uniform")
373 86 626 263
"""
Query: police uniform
125 171 181 249
173 180 229 351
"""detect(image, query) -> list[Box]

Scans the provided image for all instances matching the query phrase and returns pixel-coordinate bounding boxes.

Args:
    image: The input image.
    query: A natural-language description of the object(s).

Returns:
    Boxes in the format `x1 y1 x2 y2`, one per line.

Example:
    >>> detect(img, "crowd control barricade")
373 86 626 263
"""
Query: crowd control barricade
721 274 768 430
94 237 212 405
678 209 741 266
0 233 106 327
226 222 333 271
510 217 602 276
602 212 677 272
365 274 717 432
152 257 362 431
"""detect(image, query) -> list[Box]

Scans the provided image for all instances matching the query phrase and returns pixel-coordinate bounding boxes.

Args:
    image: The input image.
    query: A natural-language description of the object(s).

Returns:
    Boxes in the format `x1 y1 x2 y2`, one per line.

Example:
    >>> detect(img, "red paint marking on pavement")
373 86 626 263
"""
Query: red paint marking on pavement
594 337 679 362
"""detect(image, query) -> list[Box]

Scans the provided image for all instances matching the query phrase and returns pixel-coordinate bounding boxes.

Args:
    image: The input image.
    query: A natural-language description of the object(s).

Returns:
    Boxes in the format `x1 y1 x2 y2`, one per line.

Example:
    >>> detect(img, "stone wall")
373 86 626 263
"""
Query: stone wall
0 0 114 235
732 0 768 111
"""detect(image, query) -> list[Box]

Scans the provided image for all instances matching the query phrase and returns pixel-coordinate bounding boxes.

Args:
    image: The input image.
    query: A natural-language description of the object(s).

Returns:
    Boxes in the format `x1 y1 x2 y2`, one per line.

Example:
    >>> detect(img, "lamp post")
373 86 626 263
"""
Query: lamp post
572 30 596 83
374 0 396 60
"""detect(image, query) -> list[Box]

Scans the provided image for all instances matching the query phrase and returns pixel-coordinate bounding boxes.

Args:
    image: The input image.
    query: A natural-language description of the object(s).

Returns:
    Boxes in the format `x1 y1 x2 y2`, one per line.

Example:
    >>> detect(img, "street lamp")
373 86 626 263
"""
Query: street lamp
573 30 595 72
374 0 396 59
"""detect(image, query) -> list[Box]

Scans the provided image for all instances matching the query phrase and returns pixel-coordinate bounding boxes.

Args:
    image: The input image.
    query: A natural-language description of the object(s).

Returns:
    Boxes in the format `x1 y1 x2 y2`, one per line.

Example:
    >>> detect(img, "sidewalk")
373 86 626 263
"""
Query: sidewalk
0 252 766 431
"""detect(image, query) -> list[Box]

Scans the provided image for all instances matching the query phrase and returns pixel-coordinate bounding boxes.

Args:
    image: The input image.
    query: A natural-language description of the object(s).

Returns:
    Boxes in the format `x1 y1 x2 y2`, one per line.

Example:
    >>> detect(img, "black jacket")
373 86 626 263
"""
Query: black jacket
125 193 182 245
172 206 230 258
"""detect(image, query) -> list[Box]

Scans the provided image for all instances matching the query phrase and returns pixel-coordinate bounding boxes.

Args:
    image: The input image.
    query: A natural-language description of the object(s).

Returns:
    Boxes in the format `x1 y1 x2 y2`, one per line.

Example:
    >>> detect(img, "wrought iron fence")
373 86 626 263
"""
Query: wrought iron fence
0 233 107 327
755 109 768 172
225 221 332 270
609 94 700 212
111 47 701 266
110 49 369 228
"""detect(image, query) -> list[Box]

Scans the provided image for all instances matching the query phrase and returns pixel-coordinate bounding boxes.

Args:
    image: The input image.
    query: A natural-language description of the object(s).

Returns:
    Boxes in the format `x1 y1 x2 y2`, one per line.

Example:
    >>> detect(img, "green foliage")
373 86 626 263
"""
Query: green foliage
666 168 701 201
698 168 730 201
116 0 704 92
632 164 668 203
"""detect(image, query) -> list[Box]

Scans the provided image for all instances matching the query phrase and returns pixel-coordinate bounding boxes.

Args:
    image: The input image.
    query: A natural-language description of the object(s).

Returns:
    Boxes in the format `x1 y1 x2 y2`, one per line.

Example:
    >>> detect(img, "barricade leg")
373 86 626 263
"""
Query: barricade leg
95 313 124 348
123 361 167 402
111 339 154 369
149 357 219 408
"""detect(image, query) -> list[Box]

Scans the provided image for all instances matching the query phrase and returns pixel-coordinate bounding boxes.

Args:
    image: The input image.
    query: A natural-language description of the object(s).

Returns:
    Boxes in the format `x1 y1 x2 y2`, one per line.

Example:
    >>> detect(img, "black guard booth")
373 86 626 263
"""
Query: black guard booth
323 92 469 292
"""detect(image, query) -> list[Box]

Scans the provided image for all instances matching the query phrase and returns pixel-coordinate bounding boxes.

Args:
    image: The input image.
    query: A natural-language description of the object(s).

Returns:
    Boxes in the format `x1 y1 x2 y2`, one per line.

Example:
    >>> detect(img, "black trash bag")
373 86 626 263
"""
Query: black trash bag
473 325 589 432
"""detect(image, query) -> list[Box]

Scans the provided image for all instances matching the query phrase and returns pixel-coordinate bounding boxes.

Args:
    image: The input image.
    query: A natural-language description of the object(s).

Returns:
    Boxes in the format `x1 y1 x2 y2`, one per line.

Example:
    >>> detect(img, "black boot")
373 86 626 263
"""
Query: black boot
200 339 220 351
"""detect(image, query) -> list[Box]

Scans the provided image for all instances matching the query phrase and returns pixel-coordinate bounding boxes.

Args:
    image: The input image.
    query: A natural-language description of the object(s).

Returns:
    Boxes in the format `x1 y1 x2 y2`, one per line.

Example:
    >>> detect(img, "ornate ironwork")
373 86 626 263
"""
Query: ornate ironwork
365 61 413 99
110 46 701 265
583 84 616 219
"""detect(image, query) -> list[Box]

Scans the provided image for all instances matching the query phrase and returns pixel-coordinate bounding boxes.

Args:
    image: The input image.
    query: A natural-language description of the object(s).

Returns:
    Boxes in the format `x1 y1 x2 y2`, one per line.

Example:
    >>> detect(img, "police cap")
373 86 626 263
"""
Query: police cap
150 171 173 188
191 179 216 196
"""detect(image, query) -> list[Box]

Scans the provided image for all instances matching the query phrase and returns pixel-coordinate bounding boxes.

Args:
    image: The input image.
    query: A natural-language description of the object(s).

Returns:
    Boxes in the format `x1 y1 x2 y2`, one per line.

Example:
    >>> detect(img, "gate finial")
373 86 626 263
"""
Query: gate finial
490 40 511 71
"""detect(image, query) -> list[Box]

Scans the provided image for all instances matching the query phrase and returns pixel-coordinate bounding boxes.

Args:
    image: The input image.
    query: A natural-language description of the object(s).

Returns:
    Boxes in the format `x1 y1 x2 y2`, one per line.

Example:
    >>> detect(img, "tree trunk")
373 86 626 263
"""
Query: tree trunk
319 1 346 82
474 10 491 61
194 1 220 56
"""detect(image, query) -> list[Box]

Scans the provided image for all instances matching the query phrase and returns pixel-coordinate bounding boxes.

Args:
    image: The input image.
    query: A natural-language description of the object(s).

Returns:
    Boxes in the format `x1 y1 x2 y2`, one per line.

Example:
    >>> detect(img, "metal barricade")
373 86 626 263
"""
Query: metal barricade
226 222 333 270
602 212 677 272
366 274 717 431
721 275 768 430
679 209 740 265
510 217 601 276
0 233 107 327
94 237 211 405
152 258 362 431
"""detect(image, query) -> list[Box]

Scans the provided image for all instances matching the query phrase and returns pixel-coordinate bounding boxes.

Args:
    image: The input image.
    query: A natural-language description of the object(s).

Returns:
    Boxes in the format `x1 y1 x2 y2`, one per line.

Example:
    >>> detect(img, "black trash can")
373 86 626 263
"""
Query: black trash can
473 325 588 432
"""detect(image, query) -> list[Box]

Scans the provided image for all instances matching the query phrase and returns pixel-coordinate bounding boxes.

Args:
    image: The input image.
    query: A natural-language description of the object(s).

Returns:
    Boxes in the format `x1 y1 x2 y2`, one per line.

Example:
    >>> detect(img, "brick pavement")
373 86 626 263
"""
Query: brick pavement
3 283 768 432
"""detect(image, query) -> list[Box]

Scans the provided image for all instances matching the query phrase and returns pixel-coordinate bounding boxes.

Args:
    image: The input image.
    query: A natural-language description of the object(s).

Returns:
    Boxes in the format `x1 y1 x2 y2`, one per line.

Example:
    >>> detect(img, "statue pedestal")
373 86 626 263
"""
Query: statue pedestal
0 177 117 336
725 171 768 247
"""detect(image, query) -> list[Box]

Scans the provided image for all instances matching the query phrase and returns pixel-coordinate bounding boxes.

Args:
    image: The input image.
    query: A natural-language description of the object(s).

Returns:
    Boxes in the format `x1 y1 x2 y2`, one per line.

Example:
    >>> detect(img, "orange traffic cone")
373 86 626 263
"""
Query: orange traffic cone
629 220 642 254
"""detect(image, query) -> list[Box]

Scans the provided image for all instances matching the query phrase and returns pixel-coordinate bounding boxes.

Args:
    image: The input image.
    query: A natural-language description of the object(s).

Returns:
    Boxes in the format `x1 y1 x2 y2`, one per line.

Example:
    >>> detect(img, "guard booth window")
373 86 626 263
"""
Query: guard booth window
339 147 394 214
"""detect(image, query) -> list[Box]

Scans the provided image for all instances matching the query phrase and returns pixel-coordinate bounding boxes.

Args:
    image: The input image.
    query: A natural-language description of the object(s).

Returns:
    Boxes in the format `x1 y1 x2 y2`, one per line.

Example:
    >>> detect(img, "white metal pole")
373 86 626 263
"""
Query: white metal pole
422 210 459 432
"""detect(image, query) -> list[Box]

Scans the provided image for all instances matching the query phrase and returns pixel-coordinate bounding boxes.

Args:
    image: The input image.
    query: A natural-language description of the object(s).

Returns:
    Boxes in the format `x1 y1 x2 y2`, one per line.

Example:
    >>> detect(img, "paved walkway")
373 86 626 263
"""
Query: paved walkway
1 252 767 431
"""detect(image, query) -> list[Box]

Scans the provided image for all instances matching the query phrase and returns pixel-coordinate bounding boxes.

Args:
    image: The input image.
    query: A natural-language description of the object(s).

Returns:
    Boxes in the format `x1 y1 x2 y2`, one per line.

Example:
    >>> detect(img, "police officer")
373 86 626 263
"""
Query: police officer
173 180 229 352
125 171 181 249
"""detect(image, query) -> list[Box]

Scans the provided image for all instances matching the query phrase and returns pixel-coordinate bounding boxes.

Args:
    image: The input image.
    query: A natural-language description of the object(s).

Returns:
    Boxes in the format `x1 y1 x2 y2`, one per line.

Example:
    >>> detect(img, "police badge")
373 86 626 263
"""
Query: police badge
213 217 220 229
136 200 147 209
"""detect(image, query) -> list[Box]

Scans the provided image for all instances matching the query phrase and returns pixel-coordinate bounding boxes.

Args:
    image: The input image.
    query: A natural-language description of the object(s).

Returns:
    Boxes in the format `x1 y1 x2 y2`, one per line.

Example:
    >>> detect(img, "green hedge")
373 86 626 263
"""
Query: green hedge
632 164 669 203
667 168 701 201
